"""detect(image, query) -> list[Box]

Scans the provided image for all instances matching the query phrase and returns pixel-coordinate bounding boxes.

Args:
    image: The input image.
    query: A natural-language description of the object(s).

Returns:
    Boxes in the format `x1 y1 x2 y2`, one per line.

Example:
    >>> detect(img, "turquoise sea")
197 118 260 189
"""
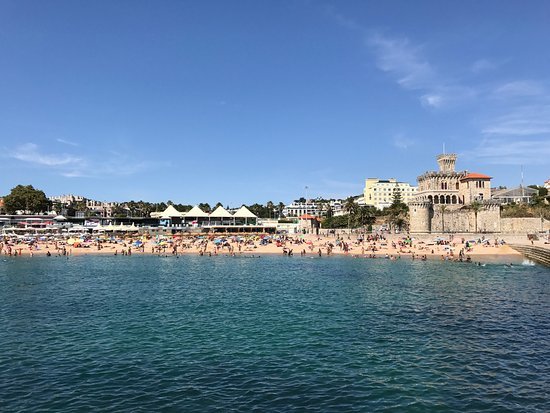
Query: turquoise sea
0 255 548 412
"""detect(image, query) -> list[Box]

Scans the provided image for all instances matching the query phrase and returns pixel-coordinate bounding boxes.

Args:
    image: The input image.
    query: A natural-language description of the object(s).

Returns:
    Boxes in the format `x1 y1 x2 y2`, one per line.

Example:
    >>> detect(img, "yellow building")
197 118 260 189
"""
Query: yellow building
363 178 417 210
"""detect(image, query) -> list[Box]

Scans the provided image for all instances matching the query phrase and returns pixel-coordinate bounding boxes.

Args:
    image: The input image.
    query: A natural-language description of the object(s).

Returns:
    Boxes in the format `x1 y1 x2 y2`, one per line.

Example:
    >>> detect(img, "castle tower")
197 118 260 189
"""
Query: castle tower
436 154 457 173
409 201 432 233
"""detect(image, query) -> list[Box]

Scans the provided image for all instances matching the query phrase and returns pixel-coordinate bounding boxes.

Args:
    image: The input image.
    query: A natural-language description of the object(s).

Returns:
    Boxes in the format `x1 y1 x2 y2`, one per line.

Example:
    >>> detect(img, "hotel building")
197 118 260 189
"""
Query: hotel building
363 178 417 210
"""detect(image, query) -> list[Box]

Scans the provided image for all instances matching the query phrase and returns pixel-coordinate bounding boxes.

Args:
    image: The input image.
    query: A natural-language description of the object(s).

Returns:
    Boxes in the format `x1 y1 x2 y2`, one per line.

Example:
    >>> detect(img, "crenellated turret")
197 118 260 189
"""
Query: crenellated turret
409 201 432 233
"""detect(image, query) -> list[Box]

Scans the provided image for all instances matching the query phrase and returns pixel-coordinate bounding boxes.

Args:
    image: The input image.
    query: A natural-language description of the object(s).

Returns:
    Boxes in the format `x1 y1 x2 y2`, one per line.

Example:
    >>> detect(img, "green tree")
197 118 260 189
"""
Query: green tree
344 197 358 229
321 215 349 229
174 203 192 213
528 185 548 206
247 203 270 218
277 202 285 218
392 185 403 205
325 204 334 219
3 185 50 214
138 200 155 217
355 206 377 231
111 205 128 218
51 201 63 214
198 203 211 213
266 201 274 218
470 201 482 233
385 191 409 232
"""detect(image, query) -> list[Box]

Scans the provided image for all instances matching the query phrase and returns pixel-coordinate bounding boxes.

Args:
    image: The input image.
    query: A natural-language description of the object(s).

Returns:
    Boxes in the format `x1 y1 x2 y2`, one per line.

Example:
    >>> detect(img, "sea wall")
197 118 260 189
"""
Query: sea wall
500 218 550 234
509 245 550 267
430 206 501 233
410 205 549 234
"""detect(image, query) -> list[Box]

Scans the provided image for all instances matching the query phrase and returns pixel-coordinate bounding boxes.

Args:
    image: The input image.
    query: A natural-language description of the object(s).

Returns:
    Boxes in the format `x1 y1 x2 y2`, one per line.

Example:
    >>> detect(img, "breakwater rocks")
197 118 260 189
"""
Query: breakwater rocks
510 245 550 267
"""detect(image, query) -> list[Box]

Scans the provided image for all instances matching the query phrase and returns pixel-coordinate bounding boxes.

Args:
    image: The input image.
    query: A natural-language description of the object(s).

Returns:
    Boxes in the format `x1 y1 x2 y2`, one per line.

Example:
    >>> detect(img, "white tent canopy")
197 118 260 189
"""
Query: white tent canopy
184 205 208 218
209 206 233 218
53 215 67 221
160 205 185 218
233 206 257 218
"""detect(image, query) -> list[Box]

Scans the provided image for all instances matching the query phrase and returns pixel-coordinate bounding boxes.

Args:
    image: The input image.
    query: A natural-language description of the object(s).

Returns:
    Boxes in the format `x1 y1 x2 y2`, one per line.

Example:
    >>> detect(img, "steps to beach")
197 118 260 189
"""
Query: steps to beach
509 245 550 267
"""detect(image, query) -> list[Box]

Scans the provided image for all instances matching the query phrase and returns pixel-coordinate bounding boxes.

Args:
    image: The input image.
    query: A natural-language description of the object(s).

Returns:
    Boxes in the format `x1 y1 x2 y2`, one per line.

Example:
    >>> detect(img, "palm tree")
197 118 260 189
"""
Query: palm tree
356 206 376 232
277 202 285 218
344 197 358 229
266 201 274 219
326 204 334 219
470 201 482 233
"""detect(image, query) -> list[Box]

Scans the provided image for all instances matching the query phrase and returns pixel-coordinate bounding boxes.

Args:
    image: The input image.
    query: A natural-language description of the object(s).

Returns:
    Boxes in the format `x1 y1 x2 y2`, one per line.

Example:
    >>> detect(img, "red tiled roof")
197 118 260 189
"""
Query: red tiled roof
460 173 492 180
299 214 317 220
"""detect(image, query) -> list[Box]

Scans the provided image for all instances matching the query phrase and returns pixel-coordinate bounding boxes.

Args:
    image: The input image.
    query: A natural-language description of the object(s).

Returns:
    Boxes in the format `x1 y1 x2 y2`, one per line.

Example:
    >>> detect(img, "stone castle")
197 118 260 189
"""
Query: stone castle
408 154 548 234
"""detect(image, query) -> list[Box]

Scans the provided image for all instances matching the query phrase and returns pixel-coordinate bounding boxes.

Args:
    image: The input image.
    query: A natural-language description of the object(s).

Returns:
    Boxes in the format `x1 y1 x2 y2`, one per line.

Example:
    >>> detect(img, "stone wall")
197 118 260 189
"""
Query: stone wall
429 205 501 233
409 202 432 233
409 203 548 234
500 217 550 234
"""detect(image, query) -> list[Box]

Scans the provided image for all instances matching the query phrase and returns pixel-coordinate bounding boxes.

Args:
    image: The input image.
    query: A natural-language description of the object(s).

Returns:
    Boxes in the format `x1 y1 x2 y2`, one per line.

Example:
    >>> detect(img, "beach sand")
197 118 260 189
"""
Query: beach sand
3 232 544 264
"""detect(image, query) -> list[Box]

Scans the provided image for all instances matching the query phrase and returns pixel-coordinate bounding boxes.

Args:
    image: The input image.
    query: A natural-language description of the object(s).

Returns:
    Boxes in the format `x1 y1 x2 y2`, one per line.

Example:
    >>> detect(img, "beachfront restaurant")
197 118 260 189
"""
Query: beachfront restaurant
157 204 185 226
0 215 56 229
207 205 234 226
182 205 210 227
152 205 271 233
204 205 268 232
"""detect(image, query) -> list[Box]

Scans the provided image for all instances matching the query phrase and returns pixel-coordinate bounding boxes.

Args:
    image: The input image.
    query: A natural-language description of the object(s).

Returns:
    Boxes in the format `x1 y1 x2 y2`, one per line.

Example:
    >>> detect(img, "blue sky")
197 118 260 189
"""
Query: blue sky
1 0 549 206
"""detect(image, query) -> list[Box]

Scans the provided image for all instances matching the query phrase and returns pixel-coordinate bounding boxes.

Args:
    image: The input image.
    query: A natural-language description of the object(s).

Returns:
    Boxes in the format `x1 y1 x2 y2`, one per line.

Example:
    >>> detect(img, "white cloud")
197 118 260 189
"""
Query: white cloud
482 105 550 136
61 170 90 178
421 94 443 108
367 33 476 109
11 143 82 166
393 134 415 149
9 142 170 178
323 5 364 32
467 137 550 165
56 138 79 147
368 34 437 90
493 80 545 98
471 58 498 74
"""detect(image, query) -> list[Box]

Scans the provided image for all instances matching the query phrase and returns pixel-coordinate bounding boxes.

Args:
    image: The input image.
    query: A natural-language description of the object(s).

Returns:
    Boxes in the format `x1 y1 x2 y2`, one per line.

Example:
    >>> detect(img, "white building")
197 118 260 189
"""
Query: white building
49 194 85 205
282 199 346 218
491 186 538 204
283 201 323 217
363 178 417 210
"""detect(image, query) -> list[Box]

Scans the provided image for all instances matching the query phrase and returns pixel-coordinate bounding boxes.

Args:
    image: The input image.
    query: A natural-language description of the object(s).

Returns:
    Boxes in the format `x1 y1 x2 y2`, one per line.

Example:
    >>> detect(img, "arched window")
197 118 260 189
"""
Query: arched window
452 195 457 204
446 195 451 204
428 195 433 203
434 196 439 204
439 195 445 204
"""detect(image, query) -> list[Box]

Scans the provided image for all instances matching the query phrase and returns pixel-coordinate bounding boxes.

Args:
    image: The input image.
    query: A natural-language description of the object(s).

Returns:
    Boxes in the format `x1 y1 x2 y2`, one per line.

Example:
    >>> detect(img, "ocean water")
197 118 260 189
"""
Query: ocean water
0 255 548 412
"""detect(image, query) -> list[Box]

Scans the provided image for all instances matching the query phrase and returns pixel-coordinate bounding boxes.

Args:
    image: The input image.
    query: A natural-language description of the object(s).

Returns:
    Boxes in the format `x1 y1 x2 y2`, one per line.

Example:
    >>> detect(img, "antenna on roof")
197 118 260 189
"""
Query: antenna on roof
521 165 524 187
521 165 524 197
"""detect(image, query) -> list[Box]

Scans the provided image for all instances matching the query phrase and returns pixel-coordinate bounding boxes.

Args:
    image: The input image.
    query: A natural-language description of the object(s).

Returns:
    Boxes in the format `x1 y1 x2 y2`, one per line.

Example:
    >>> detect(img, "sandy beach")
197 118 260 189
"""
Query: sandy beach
3 231 546 263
